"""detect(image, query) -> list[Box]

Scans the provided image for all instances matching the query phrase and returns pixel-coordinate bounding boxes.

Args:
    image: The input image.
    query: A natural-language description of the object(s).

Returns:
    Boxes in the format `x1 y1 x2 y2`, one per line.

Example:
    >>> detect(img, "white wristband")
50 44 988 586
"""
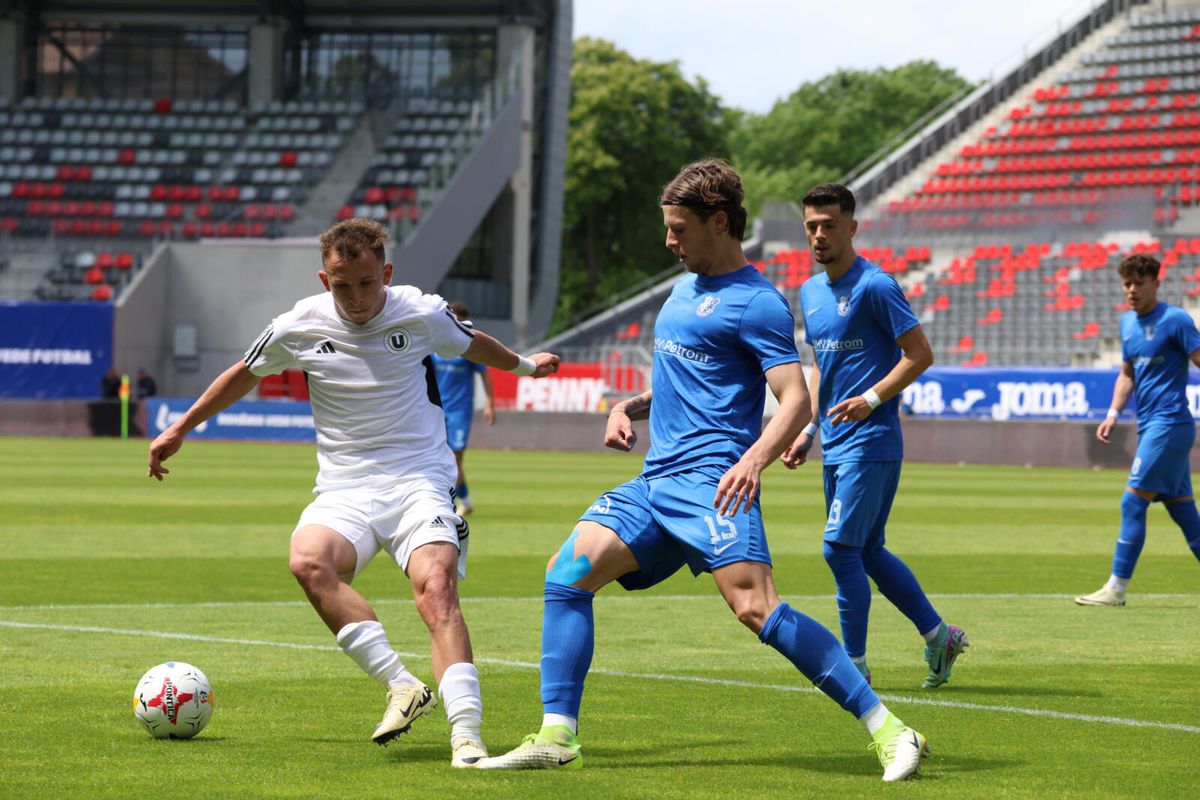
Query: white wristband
1106 408 1120 419
802 422 818 437
510 355 536 376
862 388 882 410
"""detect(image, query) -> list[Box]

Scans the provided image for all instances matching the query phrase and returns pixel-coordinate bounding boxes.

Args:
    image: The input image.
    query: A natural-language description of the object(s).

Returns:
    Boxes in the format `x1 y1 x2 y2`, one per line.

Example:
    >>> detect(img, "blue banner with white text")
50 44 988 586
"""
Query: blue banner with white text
0 301 112 398
898 367 1200 421
146 398 316 441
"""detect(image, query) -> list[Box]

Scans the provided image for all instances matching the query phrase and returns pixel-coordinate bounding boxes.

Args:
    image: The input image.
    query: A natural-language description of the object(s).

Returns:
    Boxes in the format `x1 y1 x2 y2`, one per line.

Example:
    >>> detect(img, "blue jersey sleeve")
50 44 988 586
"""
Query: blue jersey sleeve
866 272 920 341
1172 308 1200 358
738 290 800 371
471 360 487 375
799 281 815 346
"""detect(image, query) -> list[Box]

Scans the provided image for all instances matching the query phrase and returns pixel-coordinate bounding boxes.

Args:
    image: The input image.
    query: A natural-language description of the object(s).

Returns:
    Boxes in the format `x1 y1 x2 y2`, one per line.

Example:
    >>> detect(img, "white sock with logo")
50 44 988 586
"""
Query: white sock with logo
439 662 483 742
859 701 892 736
542 712 577 734
336 620 421 688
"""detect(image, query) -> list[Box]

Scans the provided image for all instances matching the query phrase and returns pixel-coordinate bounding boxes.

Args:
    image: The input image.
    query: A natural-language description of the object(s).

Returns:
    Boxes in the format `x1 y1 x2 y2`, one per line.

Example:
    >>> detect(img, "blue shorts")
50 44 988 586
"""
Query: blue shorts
577 467 772 591
822 461 902 550
444 410 472 453
1130 424 1195 499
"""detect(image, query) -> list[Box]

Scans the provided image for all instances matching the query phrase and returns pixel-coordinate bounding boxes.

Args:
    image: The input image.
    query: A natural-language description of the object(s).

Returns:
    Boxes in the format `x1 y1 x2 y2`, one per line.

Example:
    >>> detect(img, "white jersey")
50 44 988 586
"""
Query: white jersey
244 285 474 493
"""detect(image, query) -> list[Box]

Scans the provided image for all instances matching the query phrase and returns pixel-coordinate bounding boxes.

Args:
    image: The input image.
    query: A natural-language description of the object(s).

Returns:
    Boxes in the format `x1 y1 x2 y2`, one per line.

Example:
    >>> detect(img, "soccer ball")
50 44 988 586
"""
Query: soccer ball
132 661 214 739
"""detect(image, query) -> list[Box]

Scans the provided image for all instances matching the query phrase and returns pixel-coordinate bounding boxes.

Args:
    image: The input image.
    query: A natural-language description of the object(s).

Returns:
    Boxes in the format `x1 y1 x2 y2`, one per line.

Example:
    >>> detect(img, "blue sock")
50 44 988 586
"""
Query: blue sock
540 582 594 718
822 542 871 659
1113 492 1150 580
861 546 942 636
456 481 469 504
758 602 878 718
1165 499 1200 563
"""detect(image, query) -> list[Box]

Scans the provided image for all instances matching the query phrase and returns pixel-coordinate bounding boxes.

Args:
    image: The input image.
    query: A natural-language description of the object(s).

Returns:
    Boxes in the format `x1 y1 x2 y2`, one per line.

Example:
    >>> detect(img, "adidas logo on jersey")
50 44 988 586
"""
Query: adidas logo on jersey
430 516 448 529
315 340 336 354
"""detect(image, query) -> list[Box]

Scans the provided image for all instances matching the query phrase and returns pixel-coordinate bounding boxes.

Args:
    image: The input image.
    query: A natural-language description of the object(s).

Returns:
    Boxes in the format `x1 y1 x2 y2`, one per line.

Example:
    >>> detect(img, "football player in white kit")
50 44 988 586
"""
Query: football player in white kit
147 218 560 767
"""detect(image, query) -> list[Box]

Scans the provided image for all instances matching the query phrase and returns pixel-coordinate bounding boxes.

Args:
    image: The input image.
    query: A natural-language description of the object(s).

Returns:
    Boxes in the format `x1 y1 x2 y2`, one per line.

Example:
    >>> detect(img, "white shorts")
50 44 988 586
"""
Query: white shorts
294 482 469 581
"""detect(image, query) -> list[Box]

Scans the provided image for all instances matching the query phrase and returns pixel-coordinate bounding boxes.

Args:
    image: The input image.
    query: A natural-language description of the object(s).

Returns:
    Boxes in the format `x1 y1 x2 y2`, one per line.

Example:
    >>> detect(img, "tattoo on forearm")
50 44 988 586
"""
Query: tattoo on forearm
621 393 651 418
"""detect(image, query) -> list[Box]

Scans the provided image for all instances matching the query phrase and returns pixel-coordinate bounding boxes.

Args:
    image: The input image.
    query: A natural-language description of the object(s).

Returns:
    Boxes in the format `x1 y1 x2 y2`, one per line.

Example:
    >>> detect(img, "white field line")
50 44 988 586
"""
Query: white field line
1 619 1197 736
0 592 1195 612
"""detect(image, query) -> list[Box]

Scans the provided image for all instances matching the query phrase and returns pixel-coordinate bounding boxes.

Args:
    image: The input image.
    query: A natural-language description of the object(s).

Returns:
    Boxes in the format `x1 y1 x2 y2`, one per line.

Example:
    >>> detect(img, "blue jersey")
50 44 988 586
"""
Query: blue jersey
1120 302 1200 430
643 265 800 479
801 257 920 464
432 354 485 416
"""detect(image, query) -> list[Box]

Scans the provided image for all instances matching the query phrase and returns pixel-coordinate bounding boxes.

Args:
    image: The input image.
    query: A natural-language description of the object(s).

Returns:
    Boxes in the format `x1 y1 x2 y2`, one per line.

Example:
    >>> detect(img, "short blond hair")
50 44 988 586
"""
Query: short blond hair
319 218 388 265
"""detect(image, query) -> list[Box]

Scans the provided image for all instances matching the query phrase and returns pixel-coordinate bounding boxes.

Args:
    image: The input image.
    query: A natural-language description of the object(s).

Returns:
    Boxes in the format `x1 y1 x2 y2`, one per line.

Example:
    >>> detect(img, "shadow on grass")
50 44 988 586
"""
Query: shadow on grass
895 683 1103 699
573 749 1021 777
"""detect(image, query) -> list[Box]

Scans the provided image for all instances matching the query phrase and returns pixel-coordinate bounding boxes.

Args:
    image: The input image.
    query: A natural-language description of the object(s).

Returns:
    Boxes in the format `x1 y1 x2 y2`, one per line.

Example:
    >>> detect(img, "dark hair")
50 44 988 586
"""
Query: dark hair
802 183 856 217
319 218 388 266
659 158 748 241
1118 253 1160 281
448 301 470 320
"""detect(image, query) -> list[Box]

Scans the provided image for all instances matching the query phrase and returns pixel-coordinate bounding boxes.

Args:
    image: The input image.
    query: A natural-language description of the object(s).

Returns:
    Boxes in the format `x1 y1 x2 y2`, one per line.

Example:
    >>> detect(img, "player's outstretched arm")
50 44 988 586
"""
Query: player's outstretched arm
717 362 811 516
461 330 559 378
782 357 821 469
605 391 652 451
147 361 261 481
1097 361 1135 444
480 368 496 425
827 325 933 424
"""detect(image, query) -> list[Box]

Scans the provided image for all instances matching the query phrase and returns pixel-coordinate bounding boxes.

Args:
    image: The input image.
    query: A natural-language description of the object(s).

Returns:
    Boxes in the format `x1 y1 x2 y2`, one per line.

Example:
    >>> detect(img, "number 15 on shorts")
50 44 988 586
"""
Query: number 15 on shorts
705 514 738 550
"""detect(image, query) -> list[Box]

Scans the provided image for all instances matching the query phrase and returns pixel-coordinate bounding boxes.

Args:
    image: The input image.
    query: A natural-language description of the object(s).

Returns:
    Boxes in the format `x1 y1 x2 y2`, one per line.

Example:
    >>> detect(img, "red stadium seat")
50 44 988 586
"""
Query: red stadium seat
91 284 113 301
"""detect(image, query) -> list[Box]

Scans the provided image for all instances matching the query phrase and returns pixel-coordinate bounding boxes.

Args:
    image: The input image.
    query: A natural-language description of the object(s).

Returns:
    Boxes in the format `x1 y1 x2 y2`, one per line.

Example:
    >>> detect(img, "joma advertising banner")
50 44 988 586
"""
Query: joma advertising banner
899 367 1200 421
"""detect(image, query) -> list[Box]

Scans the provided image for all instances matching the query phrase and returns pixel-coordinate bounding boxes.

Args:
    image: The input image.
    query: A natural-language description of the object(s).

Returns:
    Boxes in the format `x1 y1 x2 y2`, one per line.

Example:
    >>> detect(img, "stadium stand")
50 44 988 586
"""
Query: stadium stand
906 237 1200 367
883 5 1200 233
339 97 476 227
0 1 570 371
541 0 1200 380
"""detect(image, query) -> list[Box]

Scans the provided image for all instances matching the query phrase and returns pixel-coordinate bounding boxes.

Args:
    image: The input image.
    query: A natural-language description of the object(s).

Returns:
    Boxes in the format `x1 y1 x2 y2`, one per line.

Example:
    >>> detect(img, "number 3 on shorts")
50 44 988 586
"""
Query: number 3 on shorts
826 499 843 529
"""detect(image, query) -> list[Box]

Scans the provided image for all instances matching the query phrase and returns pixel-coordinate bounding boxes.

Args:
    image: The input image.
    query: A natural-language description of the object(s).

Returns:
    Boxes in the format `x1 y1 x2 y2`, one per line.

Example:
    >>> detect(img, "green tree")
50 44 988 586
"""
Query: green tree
555 38 730 330
731 61 970 220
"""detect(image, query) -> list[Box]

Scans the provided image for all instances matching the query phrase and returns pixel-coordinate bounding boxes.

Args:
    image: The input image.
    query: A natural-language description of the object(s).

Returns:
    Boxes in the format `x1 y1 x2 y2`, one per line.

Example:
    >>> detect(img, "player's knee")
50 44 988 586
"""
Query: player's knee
822 541 861 574
726 596 772 633
288 549 335 589
544 529 593 587
1121 491 1150 518
413 570 461 627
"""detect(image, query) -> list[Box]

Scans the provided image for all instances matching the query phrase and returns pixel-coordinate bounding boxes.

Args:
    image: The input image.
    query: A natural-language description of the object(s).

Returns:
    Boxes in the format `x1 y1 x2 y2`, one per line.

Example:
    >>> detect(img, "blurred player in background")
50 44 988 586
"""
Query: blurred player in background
432 302 496 516
783 183 968 689
481 160 931 782
1076 253 1200 607
146 218 559 767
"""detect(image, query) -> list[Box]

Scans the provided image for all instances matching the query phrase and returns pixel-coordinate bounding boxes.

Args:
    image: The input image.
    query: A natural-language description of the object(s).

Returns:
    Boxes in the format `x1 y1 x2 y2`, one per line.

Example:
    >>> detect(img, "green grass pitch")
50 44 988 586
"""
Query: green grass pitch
0 436 1197 798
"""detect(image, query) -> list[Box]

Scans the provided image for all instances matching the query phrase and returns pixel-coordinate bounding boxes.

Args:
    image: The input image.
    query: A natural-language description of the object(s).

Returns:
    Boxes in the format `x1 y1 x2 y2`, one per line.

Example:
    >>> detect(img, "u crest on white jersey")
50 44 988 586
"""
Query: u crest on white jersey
385 327 412 354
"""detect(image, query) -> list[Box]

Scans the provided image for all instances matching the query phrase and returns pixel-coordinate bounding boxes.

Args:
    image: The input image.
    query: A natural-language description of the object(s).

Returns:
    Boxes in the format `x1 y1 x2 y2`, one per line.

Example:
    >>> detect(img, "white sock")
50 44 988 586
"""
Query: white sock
542 712 577 734
336 620 421 688
859 702 893 736
920 621 944 643
439 662 483 742
1107 575 1128 592
850 655 867 666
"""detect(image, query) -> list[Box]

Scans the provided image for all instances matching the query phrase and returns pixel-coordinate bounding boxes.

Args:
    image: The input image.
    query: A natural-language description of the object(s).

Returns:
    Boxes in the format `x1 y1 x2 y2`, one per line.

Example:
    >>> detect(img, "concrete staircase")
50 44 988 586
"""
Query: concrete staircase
285 115 381 237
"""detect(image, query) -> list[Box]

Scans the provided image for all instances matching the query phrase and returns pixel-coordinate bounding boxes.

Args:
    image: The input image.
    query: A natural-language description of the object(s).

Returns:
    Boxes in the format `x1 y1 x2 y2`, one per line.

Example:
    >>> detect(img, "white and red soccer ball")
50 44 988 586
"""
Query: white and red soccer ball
132 662 214 739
